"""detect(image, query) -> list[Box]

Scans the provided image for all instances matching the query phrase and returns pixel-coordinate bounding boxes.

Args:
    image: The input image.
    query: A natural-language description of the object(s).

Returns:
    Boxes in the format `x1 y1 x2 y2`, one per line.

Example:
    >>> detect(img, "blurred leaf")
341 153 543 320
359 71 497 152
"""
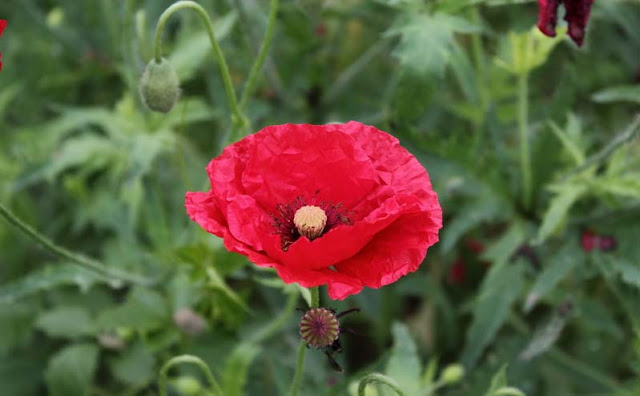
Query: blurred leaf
0 264 110 303
45 343 99 396
524 245 582 312
35 306 94 339
591 85 640 104
493 387 526 396
169 11 238 81
462 260 525 368
384 322 422 395
108 342 155 386
495 27 564 75
0 357 44 396
0 303 36 354
548 117 585 166
536 184 587 244
97 287 169 332
518 309 570 360
480 222 526 266
385 12 478 78
221 342 262 396
608 258 640 290
486 364 508 394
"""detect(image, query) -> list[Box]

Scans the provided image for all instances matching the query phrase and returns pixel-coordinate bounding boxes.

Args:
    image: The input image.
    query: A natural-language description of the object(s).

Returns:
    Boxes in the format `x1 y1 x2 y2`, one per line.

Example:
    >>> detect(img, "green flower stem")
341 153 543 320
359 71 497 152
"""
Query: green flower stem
0 202 153 287
517 72 532 210
287 287 319 396
358 373 406 396
159 355 224 396
238 0 279 112
153 1 248 135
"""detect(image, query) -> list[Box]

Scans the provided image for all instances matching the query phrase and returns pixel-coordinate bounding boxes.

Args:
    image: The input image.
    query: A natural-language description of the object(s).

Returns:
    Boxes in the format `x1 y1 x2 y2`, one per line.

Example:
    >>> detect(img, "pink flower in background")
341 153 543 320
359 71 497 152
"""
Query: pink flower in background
537 0 595 46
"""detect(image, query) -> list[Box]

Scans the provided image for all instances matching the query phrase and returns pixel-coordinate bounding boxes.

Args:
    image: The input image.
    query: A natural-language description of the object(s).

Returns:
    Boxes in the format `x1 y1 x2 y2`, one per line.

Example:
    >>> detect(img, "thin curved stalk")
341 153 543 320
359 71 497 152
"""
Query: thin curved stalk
0 202 153 287
159 355 224 396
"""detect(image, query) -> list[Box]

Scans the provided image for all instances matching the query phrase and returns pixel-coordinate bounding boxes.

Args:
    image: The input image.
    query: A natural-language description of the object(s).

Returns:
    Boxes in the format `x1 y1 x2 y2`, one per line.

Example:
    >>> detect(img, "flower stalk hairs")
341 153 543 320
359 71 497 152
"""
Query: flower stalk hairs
0 19 7 71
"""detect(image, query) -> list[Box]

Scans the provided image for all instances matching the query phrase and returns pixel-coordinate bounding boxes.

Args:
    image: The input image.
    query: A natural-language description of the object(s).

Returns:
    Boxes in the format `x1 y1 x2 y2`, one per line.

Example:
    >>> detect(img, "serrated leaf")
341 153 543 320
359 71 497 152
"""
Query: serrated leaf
536 184 587 244
45 343 99 396
524 245 582 312
462 261 525 368
385 322 422 395
385 12 478 78
548 119 585 166
35 306 94 339
591 85 640 104
221 342 262 396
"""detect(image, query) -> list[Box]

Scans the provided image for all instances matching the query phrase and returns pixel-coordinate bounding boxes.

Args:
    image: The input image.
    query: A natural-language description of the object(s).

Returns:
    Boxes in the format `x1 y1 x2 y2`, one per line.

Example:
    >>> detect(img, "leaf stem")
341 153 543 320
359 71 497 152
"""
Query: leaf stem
287 287 319 396
159 355 224 396
0 202 153 287
152 1 248 135
358 373 406 396
518 72 532 210
238 0 279 112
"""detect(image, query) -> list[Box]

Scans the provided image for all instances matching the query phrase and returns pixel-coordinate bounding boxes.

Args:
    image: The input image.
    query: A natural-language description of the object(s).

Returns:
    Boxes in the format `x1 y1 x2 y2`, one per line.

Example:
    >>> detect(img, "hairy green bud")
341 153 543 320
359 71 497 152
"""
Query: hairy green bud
139 58 180 113
440 364 465 385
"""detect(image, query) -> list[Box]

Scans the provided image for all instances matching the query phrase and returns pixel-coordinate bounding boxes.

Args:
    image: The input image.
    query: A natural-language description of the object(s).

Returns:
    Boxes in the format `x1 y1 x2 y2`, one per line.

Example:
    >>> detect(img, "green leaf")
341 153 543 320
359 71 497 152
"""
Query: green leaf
485 365 508 395
221 342 262 396
518 309 570 360
0 264 108 303
480 222 526 266
108 342 155 386
494 387 526 396
591 85 640 104
609 258 640 290
169 11 238 81
385 12 478 78
97 287 169 332
524 245 582 312
385 323 422 395
461 260 525 368
0 303 36 353
35 306 94 339
548 118 585 166
45 343 99 396
536 184 587 244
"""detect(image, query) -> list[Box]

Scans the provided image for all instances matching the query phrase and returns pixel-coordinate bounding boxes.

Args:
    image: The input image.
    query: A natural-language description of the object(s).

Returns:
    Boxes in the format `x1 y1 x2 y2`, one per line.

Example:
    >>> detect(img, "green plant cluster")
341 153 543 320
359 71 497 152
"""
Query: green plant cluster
0 0 639 395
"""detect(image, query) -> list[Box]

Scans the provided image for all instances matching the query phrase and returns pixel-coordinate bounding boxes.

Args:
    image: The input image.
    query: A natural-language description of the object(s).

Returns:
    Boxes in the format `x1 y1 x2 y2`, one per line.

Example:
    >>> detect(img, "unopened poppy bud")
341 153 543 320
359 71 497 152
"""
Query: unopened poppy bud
294 205 327 240
172 376 202 396
300 307 340 348
139 58 180 113
440 364 465 385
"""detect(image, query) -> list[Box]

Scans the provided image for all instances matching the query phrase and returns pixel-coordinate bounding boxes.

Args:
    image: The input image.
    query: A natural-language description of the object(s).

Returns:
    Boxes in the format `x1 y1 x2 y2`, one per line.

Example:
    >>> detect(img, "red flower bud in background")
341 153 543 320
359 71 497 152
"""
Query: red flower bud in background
186 122 442 300
537 0 594 46
449 259 467 284
0 19 7 71
581 230 617 253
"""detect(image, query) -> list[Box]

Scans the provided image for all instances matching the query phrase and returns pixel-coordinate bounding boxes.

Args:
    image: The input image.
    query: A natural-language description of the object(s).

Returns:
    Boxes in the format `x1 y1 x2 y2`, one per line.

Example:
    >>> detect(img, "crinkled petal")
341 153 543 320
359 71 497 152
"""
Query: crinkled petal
564 0 594 46
537 0 560 37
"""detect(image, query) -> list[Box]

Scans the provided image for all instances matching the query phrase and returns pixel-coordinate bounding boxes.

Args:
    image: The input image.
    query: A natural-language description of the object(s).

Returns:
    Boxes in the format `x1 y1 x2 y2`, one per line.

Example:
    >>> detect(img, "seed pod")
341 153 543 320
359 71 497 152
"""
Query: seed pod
139 58 180 113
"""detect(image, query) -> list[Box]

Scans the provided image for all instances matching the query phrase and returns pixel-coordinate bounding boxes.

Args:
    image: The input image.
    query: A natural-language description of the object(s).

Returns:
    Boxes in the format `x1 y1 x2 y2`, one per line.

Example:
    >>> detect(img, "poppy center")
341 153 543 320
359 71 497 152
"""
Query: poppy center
293 205 327 240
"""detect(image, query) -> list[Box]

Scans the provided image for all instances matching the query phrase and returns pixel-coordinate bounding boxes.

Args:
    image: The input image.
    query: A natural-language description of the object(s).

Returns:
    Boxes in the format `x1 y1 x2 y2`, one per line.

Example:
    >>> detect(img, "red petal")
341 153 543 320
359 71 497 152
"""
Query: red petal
537 0 561 37
0 20 6 36
564 0 594 46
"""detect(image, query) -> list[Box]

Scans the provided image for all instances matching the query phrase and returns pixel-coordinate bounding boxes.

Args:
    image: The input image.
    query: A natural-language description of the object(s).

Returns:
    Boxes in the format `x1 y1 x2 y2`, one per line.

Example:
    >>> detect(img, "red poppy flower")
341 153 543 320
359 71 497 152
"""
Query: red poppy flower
537 0 594 46
185 122 442 300
0 19 6 71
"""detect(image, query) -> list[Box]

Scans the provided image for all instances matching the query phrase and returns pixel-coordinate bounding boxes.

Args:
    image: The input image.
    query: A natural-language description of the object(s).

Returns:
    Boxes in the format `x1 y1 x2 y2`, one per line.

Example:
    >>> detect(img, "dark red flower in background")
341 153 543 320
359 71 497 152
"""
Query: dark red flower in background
581 230 617 252
185 122 442 300
0 19 7 71
537 0 594 46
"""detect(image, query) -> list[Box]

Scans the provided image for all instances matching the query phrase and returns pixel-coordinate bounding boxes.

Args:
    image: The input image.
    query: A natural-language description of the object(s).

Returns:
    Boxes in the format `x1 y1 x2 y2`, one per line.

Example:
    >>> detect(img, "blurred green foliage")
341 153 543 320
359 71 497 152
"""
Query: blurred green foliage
1 0 639 395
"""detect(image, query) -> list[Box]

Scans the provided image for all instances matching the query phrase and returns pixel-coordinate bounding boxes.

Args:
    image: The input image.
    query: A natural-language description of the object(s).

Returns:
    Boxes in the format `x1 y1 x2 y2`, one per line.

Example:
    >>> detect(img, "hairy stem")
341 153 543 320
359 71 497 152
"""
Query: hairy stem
358 373 405 396
153 0 247 135
159 355 223 396
287 287 319 396
0 202 153 287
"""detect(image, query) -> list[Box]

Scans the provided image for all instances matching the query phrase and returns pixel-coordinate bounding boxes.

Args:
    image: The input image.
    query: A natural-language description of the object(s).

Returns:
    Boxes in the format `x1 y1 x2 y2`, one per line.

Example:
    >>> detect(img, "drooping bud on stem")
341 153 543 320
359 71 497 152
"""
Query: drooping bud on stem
139 58 180 113
293 205 326 240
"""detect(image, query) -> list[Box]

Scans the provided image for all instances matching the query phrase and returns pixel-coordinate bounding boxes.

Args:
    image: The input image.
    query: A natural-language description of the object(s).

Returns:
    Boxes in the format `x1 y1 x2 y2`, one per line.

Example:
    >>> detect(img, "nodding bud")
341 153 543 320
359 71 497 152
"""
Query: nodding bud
139 58 180 113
